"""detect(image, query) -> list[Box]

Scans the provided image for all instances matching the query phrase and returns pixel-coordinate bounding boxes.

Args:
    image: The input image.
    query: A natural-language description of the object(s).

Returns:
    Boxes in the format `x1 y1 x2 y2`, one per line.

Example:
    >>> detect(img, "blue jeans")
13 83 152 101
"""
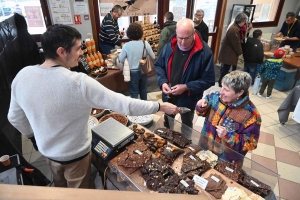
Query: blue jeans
99 44 114 55
129 70 148 100
244 63 258 84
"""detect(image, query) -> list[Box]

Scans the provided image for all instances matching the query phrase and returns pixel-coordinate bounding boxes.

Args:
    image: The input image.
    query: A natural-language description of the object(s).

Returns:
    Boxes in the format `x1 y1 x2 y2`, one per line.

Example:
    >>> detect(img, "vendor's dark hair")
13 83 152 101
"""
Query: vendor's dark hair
253 29 262 39
126 23 143 40
164 12 174 21
286 12 296 18
41 24 81 60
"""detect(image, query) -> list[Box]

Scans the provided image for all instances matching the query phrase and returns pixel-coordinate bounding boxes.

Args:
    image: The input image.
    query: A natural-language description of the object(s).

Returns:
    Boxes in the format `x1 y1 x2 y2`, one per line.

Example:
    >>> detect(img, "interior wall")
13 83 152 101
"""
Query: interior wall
46 0 93 40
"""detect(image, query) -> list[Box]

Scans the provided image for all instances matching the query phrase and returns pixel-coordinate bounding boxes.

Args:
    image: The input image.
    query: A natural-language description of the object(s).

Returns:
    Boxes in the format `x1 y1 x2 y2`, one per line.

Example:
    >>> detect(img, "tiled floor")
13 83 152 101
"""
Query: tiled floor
21 84 300 199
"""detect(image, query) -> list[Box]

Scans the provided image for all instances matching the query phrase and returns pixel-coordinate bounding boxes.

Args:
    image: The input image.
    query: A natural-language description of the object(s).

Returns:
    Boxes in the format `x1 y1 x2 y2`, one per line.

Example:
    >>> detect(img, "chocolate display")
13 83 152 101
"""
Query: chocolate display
117 143 152 168
154 128 191 148
160 145 184 164
214 161 242 182
131 124 167 154
205 174 228 199
222 187 249 200
177 179 199 195
181 152 210 176
141 158 174 191
185 145 201 154
239 174 271 197
196 150 218 168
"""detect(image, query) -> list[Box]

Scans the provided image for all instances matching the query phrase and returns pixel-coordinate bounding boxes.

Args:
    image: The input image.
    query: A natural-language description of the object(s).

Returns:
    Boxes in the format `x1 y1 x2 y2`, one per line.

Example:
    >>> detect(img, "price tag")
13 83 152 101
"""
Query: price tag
188 147 195 151
211 175 220 183
193 175 208 190
135 150 143 155
227 187 236 191
250 180 260 187
166 147 173 151
157 130 163 133
180 180 189 188
80 56 91 74
189 155 196 160
225 166 234 173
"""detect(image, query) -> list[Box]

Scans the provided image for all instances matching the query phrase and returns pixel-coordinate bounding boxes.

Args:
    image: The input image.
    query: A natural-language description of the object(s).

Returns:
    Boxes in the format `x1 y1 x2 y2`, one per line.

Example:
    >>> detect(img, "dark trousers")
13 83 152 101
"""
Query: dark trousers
218 64 237 86
244 63 258 84
259 78 276 96
164 110 195 129
129 70 148 100
99 44 114 55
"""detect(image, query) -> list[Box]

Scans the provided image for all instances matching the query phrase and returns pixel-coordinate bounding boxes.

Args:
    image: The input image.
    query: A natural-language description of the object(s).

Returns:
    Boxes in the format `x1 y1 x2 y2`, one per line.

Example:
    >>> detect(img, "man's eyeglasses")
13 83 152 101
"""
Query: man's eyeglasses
194 13 203 17
176 34 194 41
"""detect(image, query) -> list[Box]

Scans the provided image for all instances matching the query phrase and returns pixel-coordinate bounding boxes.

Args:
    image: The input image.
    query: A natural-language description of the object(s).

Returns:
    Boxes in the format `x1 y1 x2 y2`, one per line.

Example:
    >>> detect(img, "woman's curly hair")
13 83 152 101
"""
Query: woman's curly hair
126 23 143 40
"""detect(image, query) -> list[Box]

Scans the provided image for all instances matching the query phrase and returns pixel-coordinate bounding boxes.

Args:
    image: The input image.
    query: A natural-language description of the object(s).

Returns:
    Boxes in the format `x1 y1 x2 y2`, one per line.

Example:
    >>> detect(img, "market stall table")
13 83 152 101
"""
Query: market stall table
92 69 129 93
92 114 279 200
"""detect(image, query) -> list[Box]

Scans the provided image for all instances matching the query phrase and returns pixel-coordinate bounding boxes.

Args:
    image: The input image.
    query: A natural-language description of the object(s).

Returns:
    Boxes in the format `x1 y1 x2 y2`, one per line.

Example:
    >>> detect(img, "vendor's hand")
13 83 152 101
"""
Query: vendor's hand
197 99 207 107
162 83 172 95
216 126 227 138
159 102 180 115
276 32 282 37
170 84 188 95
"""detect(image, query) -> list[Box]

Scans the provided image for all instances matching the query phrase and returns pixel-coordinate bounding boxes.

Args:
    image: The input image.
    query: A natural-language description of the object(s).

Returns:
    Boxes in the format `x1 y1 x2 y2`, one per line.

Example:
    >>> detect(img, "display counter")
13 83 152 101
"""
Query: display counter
0 184 206 200
92 69 129 93
93 115 279 200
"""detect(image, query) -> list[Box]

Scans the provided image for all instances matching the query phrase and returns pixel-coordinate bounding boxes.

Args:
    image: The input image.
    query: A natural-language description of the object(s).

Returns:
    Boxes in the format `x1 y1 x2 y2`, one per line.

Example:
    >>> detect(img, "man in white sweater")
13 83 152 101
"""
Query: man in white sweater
7 24 179 188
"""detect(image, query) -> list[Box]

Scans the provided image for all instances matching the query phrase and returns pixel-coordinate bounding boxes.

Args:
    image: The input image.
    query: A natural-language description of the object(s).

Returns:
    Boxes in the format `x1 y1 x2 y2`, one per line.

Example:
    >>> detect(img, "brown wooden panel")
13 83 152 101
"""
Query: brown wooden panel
89 0 99 50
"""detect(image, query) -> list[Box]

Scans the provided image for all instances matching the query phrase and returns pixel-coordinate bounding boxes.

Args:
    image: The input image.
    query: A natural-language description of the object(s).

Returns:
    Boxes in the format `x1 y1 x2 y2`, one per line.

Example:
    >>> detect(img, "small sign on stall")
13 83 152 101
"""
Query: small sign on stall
74 15 82 24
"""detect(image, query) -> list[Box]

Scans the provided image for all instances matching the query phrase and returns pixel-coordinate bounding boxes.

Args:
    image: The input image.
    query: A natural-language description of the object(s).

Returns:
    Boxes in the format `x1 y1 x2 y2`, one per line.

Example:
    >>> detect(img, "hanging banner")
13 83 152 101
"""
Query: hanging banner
24 6 44 27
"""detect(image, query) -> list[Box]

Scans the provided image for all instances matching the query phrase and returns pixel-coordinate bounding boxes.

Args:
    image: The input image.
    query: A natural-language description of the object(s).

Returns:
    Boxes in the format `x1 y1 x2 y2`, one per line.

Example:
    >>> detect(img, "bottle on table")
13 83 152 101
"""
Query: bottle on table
81 40 87 55
97 51 104 65
120 28 125 39
93 52 100 66
90 53 96 67
86 39 92 54
90 38 96 53
86 54 94 69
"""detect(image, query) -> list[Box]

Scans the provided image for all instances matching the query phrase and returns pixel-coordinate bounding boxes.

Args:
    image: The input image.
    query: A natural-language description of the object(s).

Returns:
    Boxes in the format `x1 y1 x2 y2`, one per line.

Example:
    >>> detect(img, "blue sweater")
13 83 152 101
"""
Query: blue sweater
119 40 155 70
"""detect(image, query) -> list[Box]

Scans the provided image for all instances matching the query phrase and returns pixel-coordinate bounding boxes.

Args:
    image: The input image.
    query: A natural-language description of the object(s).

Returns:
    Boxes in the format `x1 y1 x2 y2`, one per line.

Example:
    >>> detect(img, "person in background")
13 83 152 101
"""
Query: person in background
193 9 208 43
218 12 248 87
155 18 215 129
276 12 300 52
243 29 264 84
157 12 177 55
7 24 179 189
99 5 124 54
196 71 261 166
257 48 284 99
119 23 155 100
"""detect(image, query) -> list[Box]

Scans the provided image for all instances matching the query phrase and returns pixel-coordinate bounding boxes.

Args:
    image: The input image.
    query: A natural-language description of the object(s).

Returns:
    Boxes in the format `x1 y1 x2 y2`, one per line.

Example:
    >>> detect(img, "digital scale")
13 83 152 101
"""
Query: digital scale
91 118 135 162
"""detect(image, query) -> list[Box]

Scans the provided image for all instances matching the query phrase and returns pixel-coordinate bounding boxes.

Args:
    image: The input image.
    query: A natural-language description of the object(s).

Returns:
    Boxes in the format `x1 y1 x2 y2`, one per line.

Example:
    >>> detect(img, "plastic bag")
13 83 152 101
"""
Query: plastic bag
252 76 261 95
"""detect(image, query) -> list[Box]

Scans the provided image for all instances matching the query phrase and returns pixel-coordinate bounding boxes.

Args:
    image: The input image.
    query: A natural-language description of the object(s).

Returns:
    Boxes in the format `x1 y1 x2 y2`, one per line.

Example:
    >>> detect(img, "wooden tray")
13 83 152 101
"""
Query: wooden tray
197 168 254 200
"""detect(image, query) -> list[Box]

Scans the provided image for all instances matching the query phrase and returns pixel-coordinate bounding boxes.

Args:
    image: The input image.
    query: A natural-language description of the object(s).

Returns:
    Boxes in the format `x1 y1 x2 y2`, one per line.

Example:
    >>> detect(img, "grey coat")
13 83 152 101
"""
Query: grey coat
218 23 242 66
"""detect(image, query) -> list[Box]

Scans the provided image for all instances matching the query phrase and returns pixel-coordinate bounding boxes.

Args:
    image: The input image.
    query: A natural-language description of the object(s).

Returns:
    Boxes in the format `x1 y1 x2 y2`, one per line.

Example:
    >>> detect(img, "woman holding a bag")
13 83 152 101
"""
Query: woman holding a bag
119 23 155 100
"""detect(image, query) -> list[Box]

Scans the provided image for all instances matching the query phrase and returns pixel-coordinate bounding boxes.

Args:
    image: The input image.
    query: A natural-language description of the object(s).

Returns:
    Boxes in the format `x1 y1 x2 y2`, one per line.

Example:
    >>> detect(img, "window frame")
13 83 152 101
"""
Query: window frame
250 0 285 28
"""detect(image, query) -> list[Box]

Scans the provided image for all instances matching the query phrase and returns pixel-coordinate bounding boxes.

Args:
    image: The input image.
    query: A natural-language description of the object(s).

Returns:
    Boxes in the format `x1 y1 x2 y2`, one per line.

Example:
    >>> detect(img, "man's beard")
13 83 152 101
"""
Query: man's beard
193 19 201 25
